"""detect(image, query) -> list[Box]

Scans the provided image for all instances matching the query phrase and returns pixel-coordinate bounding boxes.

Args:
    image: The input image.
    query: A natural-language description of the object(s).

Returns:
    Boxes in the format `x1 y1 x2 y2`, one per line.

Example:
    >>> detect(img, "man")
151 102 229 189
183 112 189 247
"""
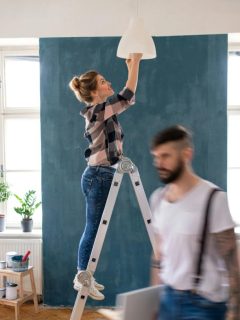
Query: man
150 125 240 320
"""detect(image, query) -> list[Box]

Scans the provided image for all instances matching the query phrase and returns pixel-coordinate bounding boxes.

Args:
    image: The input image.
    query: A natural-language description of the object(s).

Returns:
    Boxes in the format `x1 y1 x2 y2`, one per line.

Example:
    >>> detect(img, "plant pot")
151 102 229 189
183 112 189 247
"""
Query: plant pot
0 201 4 213
21 219 33 232
0 214 5 232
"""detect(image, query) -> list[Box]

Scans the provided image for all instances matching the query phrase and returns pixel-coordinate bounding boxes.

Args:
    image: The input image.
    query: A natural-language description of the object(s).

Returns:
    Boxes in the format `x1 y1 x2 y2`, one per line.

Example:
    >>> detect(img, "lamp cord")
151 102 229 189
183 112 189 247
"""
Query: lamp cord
136 0 139 17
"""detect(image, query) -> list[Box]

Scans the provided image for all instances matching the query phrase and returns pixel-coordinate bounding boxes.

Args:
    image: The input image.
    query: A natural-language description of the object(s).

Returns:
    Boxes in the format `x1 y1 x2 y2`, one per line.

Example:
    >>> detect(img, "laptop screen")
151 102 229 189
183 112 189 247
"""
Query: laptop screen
98 285 162 320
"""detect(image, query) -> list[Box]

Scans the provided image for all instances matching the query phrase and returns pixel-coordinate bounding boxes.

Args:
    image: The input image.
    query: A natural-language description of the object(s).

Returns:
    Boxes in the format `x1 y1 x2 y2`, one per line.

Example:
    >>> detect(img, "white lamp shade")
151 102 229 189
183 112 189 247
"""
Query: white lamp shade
117 17 156 60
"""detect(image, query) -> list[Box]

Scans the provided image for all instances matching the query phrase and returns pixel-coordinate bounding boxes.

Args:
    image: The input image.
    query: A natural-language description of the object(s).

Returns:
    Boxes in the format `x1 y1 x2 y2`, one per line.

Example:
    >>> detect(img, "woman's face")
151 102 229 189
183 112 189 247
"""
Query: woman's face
92 74 114 102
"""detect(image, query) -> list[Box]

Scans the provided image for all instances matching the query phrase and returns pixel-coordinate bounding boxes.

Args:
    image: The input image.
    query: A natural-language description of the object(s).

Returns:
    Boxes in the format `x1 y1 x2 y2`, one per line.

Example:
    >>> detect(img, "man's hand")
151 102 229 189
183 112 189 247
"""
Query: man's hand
227 311 239 320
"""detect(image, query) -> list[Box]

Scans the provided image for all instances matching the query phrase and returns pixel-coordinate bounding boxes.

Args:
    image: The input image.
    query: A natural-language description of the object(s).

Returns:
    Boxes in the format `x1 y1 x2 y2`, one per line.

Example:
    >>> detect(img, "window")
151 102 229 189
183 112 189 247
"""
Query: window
227 42 240 231
0 47 41 229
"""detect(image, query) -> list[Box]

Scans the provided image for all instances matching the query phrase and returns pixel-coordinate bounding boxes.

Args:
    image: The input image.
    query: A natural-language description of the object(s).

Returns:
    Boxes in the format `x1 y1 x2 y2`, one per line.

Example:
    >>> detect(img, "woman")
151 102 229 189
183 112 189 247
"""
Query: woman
69 53 142 300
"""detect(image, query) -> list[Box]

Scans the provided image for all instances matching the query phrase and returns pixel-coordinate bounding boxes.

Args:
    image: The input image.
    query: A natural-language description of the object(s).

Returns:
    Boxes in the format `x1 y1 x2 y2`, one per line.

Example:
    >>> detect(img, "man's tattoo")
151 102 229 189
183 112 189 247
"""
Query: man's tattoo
214 228 240 319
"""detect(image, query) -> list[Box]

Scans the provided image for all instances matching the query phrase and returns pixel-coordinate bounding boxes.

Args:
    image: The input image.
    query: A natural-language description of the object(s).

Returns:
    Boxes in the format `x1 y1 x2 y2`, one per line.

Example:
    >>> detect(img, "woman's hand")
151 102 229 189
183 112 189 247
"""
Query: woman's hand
129 53 143 61
125 53 142 93
132 53 143 60
125 53 143 70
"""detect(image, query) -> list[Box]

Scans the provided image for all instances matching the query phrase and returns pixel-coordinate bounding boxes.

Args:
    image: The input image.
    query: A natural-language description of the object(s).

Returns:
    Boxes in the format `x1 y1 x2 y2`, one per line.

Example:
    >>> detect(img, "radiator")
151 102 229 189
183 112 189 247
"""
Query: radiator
0 238 42 294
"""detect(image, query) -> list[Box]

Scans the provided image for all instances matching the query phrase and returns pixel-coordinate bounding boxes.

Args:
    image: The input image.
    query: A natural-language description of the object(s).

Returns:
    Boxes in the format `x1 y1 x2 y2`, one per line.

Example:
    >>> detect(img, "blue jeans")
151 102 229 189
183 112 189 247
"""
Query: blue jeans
159 286 227 320
77 165 115 270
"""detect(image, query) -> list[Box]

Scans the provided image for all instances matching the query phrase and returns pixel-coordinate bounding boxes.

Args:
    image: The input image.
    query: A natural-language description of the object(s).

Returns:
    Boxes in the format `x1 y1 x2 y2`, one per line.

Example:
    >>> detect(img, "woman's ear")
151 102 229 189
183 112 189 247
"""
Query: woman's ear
91 90 98 100
91 90 96 97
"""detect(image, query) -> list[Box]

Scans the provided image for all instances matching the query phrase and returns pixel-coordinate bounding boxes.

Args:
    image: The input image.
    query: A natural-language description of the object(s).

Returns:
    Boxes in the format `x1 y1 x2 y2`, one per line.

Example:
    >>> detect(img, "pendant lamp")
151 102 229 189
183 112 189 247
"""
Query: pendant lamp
117 17 156 60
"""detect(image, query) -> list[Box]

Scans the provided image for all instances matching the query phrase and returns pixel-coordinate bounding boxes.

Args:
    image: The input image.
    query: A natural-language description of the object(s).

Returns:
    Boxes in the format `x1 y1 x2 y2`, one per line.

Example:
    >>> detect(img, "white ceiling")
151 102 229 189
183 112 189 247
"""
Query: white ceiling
0 0 240 38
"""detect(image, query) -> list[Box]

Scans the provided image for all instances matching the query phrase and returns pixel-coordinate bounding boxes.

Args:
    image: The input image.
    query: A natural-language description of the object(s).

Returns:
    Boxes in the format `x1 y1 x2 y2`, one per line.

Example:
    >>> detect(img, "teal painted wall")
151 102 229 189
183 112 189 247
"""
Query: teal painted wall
40 35 227 306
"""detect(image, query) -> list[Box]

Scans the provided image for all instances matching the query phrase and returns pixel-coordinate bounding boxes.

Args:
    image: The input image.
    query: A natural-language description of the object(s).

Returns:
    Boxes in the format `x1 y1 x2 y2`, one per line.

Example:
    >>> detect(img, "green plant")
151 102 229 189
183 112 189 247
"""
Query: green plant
0 180 11 203
14 190 41 220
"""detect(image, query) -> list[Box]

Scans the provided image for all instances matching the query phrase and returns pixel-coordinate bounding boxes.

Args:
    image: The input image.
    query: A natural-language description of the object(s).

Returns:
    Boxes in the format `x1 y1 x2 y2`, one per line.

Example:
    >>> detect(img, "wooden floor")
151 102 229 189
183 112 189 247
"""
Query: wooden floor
0 301 108 320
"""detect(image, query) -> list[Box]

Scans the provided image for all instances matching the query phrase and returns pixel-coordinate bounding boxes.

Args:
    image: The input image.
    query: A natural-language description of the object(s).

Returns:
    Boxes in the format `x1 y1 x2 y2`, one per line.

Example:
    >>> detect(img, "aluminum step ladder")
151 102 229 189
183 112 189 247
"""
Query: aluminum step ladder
70 156 157 320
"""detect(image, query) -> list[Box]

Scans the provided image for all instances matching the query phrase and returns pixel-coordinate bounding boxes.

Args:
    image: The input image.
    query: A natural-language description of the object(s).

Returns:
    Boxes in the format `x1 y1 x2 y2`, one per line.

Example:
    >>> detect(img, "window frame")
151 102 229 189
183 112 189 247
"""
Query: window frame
227 41 240 232
0 46 41 229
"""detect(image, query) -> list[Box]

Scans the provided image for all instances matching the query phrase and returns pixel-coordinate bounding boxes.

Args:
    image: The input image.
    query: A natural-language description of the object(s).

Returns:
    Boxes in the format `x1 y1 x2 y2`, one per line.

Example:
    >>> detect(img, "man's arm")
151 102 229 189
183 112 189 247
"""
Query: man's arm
150 233 163 286
150 253 162 286
213 228 240 320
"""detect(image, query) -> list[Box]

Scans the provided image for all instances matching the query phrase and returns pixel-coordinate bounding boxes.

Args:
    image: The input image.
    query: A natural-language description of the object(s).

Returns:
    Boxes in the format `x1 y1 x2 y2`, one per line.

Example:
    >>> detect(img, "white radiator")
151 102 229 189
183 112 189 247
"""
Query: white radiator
0 238 42 294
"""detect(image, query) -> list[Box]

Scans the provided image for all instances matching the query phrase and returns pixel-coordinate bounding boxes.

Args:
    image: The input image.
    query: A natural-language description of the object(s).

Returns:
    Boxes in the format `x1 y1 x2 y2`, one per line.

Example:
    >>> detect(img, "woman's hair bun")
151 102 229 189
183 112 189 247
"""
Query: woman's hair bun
71 76 81 90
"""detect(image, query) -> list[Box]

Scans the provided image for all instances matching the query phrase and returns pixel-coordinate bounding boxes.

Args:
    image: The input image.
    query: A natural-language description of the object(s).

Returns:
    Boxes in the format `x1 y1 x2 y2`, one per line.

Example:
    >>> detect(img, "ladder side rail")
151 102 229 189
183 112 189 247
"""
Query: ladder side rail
87 171 123 273
70 286 89 320
128 169 158 257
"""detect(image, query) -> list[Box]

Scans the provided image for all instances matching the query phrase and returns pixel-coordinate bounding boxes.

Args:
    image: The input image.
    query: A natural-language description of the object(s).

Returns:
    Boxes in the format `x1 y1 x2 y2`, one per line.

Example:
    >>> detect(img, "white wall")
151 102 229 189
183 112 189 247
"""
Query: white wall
0 0 240 38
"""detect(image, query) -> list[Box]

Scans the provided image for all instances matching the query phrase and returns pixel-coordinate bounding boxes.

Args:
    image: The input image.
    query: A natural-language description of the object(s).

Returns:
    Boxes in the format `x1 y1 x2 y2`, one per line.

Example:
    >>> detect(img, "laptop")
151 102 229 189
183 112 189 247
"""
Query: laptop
98 285 162 320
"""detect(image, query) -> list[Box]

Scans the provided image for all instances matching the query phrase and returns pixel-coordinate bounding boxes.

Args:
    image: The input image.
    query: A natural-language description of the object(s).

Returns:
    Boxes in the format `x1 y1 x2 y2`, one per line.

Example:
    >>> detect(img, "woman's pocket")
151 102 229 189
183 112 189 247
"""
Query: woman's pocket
101 171 114 182
81 175 93 196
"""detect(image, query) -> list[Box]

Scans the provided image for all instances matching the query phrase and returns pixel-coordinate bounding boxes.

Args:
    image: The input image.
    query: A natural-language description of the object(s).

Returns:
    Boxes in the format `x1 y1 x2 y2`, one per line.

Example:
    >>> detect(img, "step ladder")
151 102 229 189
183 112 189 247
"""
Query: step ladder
70 156 157 320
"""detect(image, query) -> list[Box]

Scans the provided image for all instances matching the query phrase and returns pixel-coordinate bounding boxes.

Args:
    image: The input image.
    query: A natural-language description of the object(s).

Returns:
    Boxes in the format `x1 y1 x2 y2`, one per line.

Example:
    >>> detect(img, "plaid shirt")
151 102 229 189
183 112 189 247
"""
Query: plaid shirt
80 87 135 166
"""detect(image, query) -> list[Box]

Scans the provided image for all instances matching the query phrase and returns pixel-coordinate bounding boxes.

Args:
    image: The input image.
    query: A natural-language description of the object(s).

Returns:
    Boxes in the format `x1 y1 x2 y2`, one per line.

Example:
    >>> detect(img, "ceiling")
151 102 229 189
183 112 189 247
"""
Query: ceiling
0 0 240 38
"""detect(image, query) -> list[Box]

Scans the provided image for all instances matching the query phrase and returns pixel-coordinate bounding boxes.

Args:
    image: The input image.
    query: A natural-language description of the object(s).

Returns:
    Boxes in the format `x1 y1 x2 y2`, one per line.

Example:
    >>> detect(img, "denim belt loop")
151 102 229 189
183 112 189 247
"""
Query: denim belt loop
88 165 99 173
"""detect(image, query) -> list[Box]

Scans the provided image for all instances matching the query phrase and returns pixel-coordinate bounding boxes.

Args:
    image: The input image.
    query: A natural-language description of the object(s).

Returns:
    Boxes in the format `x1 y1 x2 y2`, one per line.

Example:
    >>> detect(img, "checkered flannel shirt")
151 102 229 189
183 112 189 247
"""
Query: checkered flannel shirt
80 87 135 166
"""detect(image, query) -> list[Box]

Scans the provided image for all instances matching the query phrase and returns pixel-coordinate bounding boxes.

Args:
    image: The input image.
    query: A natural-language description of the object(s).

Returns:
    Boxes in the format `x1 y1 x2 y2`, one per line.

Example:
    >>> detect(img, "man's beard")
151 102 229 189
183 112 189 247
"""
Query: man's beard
157 160 184 184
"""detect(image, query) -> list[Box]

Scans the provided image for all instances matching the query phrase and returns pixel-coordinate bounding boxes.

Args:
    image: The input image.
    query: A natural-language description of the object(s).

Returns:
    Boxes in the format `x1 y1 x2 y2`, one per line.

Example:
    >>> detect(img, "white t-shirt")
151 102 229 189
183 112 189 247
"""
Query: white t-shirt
150 179 235 302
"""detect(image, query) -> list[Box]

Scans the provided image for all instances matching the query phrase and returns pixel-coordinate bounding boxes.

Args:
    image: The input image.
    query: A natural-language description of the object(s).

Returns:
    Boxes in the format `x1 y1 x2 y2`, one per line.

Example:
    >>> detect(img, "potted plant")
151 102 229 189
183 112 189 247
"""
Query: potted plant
14 190 41 232
0 180 11 232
